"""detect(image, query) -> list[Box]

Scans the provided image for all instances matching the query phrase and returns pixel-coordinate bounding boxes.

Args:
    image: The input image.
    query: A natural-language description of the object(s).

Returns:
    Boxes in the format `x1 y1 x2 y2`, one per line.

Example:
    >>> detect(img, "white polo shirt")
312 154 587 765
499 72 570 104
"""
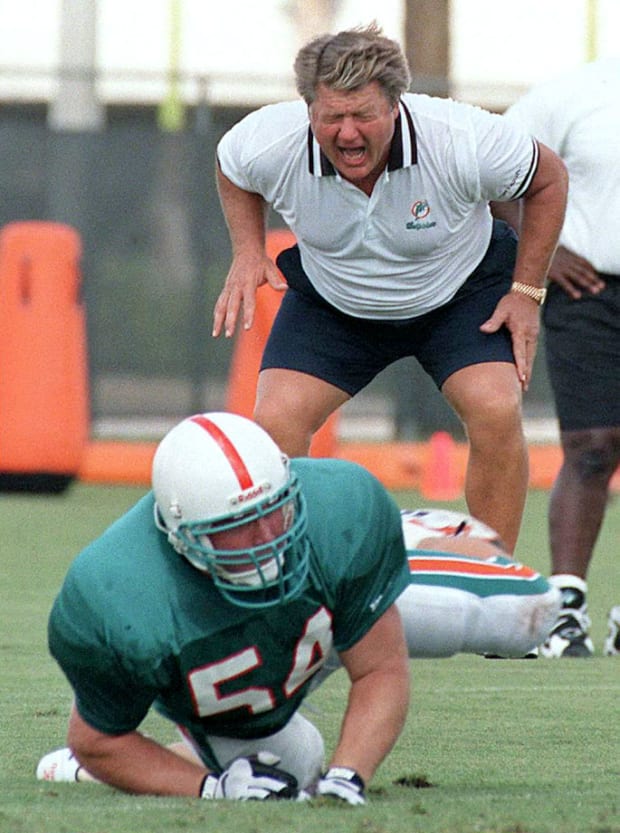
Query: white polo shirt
504 59 620 274
217 93 537 319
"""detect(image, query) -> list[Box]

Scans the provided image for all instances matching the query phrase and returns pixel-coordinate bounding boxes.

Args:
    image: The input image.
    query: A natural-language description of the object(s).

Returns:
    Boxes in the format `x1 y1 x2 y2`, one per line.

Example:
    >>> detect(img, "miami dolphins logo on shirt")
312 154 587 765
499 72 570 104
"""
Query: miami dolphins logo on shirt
411 200 431 219
406 199 436 230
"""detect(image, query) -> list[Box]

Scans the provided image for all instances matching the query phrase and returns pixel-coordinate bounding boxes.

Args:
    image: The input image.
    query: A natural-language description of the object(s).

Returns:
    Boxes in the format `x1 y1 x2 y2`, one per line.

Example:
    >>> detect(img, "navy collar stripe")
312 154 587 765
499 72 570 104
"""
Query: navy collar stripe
398 101 418 168
307 126 314 174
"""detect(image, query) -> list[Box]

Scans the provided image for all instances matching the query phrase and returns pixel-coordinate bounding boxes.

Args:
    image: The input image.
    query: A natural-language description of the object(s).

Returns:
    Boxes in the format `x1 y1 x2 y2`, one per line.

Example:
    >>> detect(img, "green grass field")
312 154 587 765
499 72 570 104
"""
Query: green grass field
1 483 619 833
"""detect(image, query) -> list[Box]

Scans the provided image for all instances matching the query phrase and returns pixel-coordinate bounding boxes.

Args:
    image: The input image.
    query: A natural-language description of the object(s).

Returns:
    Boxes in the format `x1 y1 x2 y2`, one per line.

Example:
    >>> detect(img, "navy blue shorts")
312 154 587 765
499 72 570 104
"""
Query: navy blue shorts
261 220 518 395
543 275 620 431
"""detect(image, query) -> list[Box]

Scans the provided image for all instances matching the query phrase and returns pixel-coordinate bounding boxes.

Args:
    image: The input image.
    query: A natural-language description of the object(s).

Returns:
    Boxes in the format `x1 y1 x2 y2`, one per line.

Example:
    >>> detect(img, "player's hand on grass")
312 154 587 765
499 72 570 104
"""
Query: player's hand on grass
316 766 366 805
200 752 299 800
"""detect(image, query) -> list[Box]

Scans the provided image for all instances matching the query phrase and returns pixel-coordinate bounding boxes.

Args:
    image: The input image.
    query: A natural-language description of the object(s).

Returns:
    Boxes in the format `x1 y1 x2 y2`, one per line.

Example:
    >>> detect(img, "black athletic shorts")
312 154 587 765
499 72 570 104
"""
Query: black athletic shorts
260 220 517 395
543 274 620 431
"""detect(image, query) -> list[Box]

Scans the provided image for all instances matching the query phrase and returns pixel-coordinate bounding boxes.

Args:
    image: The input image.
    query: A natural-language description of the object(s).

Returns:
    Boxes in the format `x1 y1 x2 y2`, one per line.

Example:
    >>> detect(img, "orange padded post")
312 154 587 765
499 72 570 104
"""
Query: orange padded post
225 229 338 457
0 221 89 491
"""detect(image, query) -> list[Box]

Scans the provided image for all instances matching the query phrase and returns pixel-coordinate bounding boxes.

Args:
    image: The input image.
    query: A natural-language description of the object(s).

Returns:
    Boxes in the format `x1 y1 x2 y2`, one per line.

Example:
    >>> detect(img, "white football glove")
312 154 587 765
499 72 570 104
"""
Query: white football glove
316 766 366 805
200 752 299 801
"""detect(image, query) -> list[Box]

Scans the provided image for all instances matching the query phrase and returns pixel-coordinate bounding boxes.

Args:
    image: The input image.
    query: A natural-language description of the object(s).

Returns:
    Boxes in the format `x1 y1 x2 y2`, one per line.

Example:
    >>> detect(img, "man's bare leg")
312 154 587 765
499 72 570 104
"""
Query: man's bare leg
442 362 528 553
254 369 350 457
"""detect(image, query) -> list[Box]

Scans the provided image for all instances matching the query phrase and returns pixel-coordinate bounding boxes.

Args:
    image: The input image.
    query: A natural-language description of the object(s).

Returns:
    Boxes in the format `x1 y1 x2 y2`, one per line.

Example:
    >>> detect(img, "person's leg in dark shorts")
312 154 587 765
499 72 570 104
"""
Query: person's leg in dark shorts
255 287 403 455
256 244 415 455
413 223 528 552
541 278 620 657
255 221 527 550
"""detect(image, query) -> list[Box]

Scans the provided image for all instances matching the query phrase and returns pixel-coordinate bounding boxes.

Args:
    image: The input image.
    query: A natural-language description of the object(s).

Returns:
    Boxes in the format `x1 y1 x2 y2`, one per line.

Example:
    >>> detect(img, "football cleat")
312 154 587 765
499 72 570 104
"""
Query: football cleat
603 605 620 656
36 747 82 782
539 578 594 659
539 608 594 658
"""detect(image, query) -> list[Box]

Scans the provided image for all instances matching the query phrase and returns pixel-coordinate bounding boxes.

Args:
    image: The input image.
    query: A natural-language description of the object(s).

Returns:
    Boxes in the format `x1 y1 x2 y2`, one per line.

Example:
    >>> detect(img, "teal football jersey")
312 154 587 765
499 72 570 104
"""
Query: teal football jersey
48 458 408 749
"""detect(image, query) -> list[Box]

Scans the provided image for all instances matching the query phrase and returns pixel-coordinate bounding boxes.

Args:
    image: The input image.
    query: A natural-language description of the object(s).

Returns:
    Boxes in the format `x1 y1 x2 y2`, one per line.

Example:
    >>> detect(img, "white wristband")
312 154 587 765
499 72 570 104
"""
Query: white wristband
200 773 219 799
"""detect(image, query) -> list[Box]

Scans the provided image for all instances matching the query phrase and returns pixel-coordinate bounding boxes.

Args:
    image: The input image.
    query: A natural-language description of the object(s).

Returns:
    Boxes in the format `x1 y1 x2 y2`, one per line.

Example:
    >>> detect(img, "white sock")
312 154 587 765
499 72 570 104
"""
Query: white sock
549 574 588 594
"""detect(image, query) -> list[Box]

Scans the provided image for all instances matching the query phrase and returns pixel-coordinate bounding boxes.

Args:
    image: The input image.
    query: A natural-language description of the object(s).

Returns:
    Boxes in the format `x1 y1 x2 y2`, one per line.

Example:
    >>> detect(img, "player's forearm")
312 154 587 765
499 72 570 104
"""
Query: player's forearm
72 730 208 796
215 164 268 257
329 662 410 785
67 705 208 796
515 195 565 287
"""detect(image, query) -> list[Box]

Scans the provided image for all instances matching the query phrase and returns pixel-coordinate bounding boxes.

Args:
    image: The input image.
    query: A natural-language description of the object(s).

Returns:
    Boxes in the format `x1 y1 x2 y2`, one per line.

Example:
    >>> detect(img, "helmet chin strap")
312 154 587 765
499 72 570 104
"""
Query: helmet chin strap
167 530 218 576
168 530 188 556
216 555 282 587
154 503 188 555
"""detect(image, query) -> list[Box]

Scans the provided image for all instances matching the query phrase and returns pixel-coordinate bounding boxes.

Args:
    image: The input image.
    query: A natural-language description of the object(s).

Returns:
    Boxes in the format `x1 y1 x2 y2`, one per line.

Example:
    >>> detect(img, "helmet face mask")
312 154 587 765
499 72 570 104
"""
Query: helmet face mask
152 413 310 609
172 478 309 606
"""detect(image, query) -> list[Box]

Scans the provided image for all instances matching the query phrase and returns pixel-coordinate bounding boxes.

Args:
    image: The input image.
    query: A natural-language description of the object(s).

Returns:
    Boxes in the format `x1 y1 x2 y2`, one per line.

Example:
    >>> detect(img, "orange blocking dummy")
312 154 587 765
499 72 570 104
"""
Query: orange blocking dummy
0 221 89 492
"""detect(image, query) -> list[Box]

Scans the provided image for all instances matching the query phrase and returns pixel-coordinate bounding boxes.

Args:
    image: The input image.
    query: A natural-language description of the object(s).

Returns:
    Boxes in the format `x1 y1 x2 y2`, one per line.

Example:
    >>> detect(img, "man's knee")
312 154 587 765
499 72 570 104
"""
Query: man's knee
248 714 324 790
475 588 561 656
562 429 620 482
253 380 313 454
471 386 523 434
576 448 617 480
254 371 348 456
253 402 315 457
444 365 524 441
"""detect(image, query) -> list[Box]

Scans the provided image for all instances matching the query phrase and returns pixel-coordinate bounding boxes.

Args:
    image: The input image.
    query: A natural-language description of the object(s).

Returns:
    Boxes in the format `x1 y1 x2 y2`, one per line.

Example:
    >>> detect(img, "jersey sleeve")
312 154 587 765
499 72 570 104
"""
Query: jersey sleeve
216 101 307 196
48 572 158 734
332 517 408 652
303 460 410 653
468 104 539 202
216 109 264 192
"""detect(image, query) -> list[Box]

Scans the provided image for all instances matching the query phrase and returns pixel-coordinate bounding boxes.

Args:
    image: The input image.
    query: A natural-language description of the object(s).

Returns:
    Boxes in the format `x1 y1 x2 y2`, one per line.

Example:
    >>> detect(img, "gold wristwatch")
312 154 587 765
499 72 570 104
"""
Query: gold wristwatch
510 281 547 306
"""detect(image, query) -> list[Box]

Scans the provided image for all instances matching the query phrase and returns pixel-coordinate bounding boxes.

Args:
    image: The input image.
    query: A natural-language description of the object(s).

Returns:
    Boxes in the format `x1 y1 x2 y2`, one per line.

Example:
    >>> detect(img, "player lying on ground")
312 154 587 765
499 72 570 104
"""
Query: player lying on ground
311 506 561 688
398 507 560 659
38 485 560 797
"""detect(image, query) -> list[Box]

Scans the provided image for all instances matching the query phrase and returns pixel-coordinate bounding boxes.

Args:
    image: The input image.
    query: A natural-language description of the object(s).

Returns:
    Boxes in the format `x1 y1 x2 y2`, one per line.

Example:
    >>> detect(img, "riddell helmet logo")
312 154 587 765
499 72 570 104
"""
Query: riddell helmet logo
229 481 271 507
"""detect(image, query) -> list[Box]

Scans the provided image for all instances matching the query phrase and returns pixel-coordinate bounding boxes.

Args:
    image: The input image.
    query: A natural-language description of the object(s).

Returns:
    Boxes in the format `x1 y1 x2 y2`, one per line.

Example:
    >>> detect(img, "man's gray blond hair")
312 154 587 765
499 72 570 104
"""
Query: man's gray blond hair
294 22 411 106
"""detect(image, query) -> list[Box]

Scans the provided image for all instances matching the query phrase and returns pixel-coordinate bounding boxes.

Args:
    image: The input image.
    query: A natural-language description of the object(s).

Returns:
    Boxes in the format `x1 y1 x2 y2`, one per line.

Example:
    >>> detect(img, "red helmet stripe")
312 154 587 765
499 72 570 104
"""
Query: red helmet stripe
190 415 254 489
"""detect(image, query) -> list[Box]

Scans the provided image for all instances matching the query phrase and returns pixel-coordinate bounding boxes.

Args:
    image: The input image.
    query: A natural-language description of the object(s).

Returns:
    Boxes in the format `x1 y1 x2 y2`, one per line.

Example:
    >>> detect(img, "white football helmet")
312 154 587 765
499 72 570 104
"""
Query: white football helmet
152 412 310 608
